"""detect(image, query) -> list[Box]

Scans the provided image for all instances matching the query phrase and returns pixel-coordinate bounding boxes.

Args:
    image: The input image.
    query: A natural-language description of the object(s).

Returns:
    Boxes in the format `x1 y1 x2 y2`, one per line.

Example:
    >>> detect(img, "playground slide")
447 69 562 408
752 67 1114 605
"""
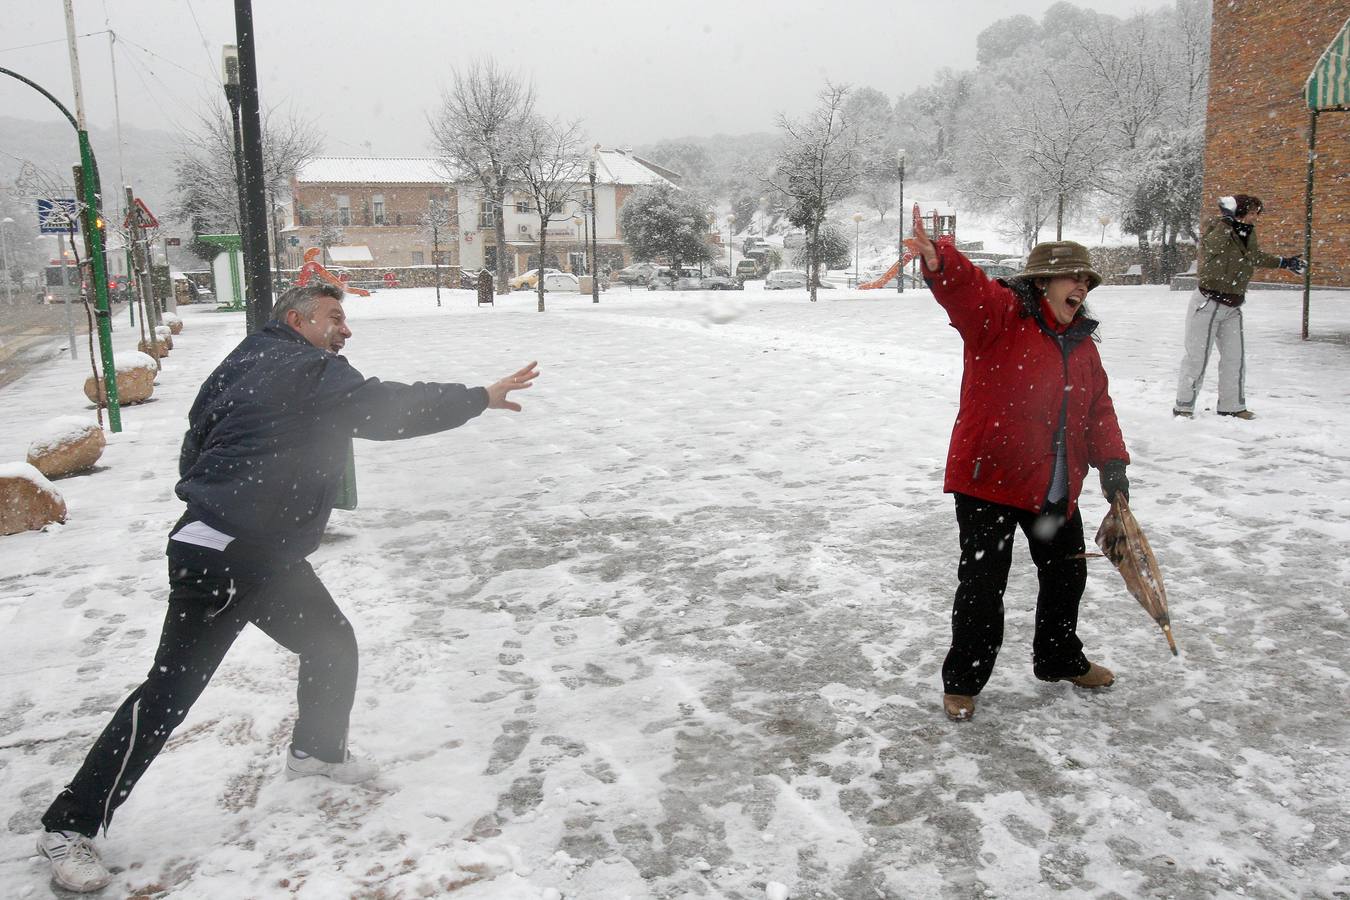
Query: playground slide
296 248 372 297
859 203 956 290
859 252 915 290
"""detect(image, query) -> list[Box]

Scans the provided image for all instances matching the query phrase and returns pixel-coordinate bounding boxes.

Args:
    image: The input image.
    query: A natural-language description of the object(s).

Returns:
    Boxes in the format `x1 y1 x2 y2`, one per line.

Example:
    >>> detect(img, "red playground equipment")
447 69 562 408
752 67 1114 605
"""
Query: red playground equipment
859 203 956 290
295 247 372 297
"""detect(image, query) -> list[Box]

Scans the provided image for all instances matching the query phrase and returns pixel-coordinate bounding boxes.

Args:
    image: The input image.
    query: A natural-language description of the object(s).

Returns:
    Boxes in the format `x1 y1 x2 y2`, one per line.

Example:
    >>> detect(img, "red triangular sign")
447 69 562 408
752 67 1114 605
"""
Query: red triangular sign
123 197 159 230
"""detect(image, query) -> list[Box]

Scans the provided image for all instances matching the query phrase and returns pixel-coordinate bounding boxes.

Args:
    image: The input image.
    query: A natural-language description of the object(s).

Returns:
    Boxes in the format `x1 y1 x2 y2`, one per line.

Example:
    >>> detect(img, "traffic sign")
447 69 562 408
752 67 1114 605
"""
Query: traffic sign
37 198 80 234
123 198 159 231
165 237 182 247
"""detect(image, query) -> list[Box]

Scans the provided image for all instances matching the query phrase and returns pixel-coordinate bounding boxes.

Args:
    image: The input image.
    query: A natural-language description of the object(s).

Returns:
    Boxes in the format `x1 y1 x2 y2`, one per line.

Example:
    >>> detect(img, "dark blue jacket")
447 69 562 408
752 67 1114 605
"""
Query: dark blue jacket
173 321 488 570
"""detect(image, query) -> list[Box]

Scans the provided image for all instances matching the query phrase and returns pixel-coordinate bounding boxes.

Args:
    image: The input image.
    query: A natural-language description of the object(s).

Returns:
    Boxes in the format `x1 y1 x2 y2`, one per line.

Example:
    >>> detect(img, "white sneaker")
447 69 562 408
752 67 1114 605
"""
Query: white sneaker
36 830 112 893
284 749 378 784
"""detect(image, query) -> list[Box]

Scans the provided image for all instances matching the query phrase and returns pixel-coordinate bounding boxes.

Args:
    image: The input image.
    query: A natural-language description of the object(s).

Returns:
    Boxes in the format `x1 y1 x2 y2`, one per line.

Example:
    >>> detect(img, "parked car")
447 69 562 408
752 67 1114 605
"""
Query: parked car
616 262 662 286
648 266 703 290
701 272 742 290
510 268 562 290
540 271 580 292
734 259 762 280
764 269 808 290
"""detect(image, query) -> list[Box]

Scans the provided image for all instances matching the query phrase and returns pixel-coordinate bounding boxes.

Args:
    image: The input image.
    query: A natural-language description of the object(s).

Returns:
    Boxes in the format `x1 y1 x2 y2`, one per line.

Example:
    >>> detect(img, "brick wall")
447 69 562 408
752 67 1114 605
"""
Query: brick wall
1202 4 1349 287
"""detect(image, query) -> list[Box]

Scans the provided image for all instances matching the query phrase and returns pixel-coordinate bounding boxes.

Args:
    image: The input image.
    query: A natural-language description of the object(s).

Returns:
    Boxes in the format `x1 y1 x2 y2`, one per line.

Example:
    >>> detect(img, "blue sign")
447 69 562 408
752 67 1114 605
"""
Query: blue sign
38 199 80 234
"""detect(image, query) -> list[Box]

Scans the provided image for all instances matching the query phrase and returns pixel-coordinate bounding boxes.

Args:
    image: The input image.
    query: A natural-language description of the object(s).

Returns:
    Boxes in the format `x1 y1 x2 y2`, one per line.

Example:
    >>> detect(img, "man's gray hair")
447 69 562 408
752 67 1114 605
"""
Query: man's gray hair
271 283 343 323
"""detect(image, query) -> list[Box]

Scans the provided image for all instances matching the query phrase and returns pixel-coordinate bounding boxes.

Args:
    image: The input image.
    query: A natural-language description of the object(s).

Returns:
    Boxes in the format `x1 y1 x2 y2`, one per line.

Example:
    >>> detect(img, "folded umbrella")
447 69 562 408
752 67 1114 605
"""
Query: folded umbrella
1094 495 1178 656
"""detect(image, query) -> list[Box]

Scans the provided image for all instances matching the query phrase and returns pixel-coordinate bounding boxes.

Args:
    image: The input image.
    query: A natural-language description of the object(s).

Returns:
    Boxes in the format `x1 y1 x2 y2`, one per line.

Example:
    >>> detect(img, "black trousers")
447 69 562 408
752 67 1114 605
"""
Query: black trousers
941 493 1091 696
42 561 358 837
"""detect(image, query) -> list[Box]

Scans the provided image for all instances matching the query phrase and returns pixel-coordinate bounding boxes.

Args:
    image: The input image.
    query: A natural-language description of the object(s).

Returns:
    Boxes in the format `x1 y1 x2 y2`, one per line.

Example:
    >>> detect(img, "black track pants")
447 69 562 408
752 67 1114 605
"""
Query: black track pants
42 561 358 837
941 493 1091 696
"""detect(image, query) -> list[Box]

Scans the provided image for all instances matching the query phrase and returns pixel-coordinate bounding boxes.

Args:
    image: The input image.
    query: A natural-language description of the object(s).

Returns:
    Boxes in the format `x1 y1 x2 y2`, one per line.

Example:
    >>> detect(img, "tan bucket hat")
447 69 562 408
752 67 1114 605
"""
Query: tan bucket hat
1021 241 1102 291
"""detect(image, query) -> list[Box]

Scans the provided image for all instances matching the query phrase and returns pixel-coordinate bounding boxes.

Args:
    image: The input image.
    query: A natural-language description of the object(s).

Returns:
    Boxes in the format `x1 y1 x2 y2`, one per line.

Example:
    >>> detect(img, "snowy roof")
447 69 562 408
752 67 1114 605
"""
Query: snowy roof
296 157 455 185
297 151 677 189
594 149 679 188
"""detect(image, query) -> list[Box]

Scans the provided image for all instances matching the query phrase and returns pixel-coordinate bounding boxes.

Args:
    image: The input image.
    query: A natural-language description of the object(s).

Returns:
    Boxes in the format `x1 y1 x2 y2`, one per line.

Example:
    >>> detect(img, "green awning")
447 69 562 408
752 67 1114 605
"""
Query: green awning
1306 17 1350 110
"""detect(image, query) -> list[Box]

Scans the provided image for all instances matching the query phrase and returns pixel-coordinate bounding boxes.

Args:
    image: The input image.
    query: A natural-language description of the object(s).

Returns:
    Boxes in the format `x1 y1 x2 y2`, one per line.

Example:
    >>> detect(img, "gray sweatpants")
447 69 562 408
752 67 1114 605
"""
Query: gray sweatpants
1174 290 1247 414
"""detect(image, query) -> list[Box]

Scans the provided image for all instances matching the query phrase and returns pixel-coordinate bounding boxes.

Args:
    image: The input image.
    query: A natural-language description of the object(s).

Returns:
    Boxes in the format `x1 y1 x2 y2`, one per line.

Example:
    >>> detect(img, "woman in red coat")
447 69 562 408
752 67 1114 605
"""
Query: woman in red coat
911 220 1131 722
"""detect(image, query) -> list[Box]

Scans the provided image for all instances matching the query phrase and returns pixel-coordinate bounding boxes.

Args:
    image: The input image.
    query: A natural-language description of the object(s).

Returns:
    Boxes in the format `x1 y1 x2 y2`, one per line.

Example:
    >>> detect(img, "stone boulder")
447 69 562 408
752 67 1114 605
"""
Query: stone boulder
138 337 169 358
84 351 158 405
154 325 174 350
161 312 183 335
0 463 67 535
26 416 106 478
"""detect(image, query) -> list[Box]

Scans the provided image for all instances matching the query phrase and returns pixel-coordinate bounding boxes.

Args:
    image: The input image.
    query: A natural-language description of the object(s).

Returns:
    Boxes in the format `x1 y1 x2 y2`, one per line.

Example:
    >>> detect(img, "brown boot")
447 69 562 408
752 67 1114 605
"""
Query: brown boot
1066 662 1115 689
943 693 976 721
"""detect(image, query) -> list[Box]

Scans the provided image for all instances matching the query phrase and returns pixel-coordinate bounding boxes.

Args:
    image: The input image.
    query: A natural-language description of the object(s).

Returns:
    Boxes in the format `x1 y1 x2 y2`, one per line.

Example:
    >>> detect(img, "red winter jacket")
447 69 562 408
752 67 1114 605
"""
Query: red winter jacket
924 244 1129 516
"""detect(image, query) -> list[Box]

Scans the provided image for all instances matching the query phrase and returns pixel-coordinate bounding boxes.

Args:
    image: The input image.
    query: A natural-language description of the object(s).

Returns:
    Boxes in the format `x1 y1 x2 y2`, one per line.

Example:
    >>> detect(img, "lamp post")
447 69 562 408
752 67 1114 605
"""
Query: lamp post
727 214 735 277
852 212 863 288
221 45 251 320
588 154 599 304
0 216 13 304
896 149 906 294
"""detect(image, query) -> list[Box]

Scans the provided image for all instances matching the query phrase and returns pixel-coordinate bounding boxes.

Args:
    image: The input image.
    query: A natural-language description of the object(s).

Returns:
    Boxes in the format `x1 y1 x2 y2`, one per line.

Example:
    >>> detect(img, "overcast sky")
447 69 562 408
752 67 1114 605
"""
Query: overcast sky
3 0 1172 156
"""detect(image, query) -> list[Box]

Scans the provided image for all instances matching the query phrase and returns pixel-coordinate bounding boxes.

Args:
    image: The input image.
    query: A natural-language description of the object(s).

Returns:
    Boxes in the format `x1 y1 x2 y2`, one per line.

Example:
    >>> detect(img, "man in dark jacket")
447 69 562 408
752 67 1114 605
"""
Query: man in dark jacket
36 284 538 893
1173 194 1306 420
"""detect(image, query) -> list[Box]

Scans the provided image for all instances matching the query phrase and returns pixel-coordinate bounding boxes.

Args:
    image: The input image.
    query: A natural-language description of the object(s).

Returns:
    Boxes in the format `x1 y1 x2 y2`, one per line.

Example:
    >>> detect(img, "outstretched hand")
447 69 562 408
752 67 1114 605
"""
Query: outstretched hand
486 361 539 412
909 217 940 271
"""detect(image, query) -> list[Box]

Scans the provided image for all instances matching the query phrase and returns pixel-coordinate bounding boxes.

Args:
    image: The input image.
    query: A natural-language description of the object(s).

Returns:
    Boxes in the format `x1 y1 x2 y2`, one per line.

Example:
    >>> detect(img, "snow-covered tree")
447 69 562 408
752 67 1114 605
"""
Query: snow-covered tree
768 83 877 301
430 60 535 295
171 104 321 261
790 224 850 270
515 117 586 312
619 183 713 274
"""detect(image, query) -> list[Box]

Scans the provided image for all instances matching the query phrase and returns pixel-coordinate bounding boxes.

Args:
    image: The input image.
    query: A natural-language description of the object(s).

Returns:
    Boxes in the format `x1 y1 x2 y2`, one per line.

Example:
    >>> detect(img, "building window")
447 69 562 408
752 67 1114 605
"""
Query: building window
336 195 351 227
548 199 563 214
372 195 385 225
478 200 494 229
515 198 531 214
411 251 425 265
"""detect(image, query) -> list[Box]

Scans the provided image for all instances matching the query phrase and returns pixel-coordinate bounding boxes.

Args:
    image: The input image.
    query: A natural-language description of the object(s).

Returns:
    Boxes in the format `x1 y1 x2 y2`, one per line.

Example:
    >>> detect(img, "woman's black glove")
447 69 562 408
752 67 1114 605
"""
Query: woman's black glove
1279 255 1307 275
1100 460 1129 503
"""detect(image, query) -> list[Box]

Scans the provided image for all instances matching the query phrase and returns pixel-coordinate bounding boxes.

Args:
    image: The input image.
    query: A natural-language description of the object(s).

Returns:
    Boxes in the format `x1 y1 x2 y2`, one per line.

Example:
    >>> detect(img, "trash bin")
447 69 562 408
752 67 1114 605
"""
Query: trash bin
477 270 494 306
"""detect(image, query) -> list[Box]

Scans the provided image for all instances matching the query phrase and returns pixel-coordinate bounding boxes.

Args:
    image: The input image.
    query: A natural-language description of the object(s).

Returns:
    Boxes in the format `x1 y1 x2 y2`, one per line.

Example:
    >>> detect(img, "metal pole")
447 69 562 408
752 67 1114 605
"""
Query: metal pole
64 1 120 430
223 77 250 314
897 151 905 294
61 233 77 358
0 218 12 303
233 0 275 330
589 159 599 304
1302 110 1317 341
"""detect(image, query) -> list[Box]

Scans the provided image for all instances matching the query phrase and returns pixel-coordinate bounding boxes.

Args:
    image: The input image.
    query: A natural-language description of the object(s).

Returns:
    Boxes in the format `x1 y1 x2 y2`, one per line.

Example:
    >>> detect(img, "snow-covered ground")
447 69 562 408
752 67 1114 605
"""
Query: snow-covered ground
1 282 1348 899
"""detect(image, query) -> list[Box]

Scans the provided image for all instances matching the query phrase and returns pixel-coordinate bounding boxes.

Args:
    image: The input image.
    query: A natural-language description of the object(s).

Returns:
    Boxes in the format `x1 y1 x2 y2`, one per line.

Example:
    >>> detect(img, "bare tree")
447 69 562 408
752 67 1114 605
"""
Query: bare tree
767 83 876 301
419 197 456 305
515 117 586 312
430 60 535 295
171 103 322 271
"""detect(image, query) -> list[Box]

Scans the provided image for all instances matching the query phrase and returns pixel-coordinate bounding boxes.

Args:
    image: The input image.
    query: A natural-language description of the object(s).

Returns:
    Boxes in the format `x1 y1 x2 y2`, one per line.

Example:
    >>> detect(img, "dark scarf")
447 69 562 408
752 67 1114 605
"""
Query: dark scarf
1223 215 1253 246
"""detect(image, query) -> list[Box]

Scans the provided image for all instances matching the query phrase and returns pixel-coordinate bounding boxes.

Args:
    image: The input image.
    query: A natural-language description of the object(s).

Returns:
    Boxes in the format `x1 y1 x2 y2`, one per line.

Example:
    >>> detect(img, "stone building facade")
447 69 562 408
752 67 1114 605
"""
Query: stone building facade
1202 5 1349 288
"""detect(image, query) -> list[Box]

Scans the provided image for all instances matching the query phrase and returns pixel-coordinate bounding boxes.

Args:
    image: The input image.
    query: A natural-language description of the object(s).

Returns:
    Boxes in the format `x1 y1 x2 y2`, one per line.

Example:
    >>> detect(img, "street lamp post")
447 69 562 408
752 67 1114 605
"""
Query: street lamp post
852 212 863 288
588 155 599 304
727 215 735 277
896 149 906 294
221 45 251 322
0 217 13 304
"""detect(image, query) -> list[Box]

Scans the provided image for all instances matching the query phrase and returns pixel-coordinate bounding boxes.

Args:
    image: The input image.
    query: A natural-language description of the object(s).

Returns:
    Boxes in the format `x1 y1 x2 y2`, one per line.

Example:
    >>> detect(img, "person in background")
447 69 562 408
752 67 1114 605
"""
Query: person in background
1173 194 1306 420
911 219 1130 723
36 283 539 893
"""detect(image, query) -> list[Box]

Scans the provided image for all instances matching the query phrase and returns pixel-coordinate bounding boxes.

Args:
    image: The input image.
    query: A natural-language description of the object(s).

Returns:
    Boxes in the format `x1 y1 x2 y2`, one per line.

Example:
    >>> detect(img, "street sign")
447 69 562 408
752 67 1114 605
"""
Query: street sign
165 237 182 247
123 197 159 231
288 235 300 247
37 198 80 234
